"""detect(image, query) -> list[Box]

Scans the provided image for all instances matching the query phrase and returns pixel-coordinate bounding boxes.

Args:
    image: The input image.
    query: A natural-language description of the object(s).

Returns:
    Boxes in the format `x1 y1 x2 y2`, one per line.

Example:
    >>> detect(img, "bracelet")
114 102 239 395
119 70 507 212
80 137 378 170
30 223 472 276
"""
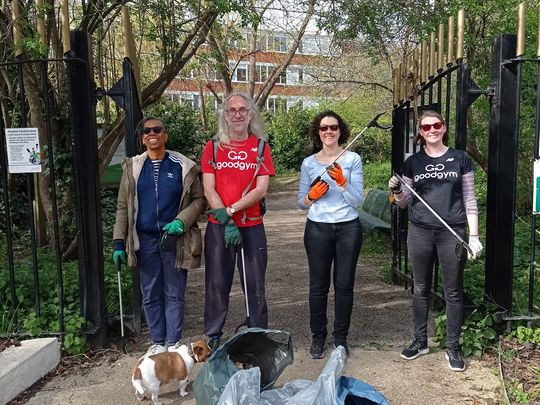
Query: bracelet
393 190 402 195
469 235 478 237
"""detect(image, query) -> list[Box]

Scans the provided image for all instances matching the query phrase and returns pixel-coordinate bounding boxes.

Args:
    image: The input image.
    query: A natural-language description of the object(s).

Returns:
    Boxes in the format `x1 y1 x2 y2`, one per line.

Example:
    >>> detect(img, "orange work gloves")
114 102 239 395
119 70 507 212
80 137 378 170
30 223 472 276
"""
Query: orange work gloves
307 179 329 202
328 162 346 186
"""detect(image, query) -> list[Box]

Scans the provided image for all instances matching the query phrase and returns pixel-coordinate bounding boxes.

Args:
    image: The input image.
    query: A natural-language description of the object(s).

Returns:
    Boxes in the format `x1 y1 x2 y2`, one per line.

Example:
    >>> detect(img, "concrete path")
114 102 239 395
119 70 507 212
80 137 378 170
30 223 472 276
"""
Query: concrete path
18 176 502 404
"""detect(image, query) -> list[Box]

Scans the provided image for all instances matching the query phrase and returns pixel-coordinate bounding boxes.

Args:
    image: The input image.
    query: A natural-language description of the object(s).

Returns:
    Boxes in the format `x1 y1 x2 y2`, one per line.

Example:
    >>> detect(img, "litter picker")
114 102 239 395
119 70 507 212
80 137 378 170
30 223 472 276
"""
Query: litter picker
235 246 250 332
393 172 473 257
116 260 135 353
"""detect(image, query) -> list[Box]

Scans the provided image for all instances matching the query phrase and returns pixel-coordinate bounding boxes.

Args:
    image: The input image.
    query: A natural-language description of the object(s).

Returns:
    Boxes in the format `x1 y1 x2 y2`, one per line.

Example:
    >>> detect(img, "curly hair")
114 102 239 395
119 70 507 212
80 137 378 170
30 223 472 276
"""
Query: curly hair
308 110 350 151
216 92 266 145
415 110 448 147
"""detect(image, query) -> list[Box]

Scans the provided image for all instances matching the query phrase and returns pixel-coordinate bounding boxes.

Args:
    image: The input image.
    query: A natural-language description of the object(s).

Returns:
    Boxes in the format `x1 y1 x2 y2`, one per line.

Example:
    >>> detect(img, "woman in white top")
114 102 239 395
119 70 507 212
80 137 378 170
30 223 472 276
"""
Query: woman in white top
298 110 364 359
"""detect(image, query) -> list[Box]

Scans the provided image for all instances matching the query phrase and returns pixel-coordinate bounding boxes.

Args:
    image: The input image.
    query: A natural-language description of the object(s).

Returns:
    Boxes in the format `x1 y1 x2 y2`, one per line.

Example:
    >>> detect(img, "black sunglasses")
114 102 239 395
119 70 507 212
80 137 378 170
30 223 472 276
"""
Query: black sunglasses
143 126 163 135
319 124 339 132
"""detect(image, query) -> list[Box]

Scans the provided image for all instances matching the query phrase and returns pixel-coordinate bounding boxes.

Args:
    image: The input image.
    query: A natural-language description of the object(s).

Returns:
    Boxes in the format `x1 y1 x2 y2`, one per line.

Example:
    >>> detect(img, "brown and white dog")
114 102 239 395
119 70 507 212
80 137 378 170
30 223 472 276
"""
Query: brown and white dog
131 340 212 404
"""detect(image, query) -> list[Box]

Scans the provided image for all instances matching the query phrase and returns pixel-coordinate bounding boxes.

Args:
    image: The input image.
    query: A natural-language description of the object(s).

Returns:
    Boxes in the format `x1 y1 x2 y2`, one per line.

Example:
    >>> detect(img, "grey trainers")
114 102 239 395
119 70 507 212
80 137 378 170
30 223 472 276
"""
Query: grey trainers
146 343 166 356
445 348 465 371
400 340 429 360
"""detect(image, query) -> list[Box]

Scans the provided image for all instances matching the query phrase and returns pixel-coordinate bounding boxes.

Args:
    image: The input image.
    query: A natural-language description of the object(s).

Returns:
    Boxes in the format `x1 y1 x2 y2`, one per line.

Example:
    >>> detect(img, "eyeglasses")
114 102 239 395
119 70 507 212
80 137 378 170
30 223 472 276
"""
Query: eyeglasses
420 122 444 132
143 126 163 135
227 108 250 117
319 124 339 132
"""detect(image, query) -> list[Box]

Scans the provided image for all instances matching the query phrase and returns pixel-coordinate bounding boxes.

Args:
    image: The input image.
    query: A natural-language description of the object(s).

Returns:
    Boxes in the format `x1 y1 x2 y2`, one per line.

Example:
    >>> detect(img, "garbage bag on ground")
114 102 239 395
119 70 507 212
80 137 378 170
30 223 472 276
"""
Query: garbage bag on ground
218 346 389 405
192 328 294 405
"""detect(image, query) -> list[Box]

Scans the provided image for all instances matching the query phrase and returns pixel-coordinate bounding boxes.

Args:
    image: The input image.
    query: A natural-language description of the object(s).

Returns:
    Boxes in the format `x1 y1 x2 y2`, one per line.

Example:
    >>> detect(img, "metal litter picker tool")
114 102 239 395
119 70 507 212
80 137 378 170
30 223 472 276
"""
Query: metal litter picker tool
312 112 392 185
116 260 135 353
235 246 250 332
393 172 473 258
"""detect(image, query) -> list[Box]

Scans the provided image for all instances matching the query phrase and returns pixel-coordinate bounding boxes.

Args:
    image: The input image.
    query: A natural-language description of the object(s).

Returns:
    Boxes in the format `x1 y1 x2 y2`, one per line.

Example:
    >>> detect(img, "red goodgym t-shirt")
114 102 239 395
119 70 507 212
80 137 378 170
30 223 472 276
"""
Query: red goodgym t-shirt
201 135 275 227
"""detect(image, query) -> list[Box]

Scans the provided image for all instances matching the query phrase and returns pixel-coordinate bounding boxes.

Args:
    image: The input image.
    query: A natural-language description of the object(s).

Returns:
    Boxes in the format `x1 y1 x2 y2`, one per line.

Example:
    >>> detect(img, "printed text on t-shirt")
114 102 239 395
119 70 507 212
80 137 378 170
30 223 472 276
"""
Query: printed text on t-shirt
414 163 458 182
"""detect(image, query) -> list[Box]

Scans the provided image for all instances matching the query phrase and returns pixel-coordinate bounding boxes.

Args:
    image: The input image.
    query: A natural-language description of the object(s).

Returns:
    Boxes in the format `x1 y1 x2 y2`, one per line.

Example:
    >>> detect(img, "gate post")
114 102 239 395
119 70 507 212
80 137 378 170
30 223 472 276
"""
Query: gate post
66 31 107 347
485 34 519 311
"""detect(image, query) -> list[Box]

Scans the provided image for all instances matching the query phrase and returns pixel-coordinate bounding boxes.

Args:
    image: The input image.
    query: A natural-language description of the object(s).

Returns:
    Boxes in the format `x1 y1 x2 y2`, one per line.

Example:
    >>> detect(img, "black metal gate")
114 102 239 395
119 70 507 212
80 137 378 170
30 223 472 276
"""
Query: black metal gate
0 31 142 347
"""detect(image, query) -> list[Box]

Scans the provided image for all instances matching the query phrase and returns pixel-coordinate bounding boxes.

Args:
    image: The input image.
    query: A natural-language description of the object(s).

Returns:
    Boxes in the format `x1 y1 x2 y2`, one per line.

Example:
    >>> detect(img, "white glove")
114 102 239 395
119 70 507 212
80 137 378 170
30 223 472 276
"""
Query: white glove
388 175 401 193
467 236 483 260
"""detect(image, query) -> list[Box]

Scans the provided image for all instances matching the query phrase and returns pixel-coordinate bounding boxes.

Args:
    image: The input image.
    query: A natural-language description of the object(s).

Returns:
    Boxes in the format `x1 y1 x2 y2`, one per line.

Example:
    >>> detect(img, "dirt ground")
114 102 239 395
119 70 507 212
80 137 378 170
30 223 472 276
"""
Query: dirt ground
14 176 502 404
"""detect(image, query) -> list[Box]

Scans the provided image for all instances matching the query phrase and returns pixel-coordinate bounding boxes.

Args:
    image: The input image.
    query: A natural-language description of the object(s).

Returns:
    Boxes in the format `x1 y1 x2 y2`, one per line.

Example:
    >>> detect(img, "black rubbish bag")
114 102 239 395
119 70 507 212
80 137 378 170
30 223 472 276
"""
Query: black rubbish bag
192 327 294 405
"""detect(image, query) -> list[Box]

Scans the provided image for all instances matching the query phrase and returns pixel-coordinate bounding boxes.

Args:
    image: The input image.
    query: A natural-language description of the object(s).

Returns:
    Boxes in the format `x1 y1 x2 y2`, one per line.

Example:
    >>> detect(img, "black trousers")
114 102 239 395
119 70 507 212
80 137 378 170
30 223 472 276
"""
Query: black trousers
204 222 268 337
304 218 363 343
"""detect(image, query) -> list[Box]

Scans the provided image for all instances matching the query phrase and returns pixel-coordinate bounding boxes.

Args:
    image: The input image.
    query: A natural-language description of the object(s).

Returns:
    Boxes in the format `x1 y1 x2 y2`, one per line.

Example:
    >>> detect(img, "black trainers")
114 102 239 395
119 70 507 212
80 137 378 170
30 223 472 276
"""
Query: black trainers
207 336 221 352
445 348 465 371
400 340 429 360
309 340 325 359
334 341 350 356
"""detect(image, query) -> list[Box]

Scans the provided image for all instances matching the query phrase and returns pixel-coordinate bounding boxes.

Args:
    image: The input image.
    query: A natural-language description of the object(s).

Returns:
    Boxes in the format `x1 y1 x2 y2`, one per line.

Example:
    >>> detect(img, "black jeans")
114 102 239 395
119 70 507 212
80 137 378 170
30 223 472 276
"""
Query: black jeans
304 218 362 343
407 223 466 349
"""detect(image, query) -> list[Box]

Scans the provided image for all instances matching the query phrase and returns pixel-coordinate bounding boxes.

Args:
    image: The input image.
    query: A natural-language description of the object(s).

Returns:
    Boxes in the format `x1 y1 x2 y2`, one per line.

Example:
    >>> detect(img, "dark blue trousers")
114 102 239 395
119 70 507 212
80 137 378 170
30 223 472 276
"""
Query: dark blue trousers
407 223 466 349
136 233 187 345
204 222 268 337
304 218 363 343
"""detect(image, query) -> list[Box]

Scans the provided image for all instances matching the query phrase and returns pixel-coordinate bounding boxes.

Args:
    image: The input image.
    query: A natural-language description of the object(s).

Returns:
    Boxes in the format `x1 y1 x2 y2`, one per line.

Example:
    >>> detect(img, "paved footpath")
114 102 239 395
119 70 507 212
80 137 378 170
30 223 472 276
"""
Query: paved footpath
21 177 501 404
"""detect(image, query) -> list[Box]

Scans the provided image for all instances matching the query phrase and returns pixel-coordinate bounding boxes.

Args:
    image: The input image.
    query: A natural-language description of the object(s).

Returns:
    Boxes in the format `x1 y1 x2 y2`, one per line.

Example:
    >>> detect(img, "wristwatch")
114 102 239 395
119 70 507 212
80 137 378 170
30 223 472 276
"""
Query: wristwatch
228 206 236 214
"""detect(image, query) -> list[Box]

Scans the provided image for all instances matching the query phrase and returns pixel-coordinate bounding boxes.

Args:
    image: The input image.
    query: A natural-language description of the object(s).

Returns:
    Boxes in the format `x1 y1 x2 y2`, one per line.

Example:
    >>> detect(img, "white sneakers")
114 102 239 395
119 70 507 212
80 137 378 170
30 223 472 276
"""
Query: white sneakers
145 343 166 356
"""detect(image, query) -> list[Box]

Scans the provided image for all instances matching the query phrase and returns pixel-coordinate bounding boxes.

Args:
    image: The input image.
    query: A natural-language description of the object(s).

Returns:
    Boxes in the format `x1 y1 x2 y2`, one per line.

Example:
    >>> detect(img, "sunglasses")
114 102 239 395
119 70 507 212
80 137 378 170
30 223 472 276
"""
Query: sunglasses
143 126 163 135
420 122 444 132
319 124 339 132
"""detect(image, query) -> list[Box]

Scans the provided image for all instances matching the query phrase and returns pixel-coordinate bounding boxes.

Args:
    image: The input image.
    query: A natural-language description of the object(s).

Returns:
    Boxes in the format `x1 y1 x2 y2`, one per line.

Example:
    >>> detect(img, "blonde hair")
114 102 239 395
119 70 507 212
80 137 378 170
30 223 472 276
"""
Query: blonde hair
216 92 266 145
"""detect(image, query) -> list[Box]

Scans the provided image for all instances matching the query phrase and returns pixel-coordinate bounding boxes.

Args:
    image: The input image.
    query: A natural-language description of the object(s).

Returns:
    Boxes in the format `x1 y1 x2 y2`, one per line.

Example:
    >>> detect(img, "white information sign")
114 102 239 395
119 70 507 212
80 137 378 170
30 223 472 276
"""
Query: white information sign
5 128 42 173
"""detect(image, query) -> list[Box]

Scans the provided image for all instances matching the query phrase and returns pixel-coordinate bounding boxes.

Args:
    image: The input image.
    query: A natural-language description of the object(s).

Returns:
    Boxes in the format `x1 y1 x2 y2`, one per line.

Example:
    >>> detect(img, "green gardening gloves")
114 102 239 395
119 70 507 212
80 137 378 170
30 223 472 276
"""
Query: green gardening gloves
113 240 127 266
162 219 185 236
224 223 242 247
208 208 231 225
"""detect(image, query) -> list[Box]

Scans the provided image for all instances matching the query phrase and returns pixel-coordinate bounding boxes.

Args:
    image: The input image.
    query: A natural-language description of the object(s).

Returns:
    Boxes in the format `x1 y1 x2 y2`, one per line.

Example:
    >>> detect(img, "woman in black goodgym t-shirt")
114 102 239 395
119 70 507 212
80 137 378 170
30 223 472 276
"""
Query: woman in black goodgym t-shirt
388 110 483 372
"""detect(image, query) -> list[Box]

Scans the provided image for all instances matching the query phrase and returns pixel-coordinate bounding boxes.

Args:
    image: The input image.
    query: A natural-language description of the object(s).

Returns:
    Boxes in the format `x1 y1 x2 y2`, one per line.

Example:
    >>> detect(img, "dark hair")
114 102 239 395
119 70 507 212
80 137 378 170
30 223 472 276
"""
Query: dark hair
309 110 350 151
415 110 448 147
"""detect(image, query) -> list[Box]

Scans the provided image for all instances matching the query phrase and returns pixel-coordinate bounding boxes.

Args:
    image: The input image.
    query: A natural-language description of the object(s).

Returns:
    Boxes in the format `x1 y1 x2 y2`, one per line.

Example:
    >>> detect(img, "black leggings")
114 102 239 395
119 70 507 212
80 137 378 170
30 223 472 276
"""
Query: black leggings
303 218 362 343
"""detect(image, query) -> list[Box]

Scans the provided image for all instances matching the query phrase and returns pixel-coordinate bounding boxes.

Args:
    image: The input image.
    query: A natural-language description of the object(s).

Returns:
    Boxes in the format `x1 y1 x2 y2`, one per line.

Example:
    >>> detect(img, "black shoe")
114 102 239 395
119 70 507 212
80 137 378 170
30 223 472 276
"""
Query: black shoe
207 336 221 352
445 348 465 371
400 340 429 360
334 341 350 356
309 340 325 359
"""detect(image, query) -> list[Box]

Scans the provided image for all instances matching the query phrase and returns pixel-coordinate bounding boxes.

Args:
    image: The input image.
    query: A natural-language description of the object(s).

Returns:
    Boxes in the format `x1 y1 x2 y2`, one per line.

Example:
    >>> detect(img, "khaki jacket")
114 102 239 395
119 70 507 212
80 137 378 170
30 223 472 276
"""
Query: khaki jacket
112 150 206 269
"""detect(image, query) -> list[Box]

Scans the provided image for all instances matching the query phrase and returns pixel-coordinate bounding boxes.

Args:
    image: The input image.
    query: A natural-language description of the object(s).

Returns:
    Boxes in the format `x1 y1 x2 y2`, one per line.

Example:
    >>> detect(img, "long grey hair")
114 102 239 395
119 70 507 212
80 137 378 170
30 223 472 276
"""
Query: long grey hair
216 92 266 145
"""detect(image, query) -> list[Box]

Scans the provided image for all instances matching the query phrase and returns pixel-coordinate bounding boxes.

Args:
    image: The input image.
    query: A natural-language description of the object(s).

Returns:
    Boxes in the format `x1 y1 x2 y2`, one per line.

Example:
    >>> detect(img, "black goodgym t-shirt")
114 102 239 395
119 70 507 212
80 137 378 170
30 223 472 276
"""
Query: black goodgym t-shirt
402 148 473 229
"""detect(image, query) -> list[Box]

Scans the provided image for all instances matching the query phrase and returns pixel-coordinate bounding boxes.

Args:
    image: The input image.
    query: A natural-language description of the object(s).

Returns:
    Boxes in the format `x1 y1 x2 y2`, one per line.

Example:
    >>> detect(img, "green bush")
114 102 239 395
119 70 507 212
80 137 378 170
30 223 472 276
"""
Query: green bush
265 105 314 172
435 304 501 357
363 161 391 190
